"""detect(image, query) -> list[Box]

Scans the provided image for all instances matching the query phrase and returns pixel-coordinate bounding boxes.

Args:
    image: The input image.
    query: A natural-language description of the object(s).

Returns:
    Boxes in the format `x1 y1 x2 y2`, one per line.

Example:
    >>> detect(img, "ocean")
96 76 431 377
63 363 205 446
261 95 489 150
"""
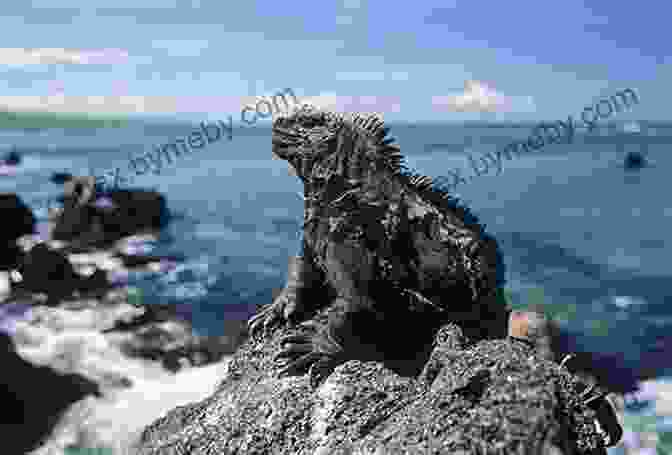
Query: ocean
2 119 671 382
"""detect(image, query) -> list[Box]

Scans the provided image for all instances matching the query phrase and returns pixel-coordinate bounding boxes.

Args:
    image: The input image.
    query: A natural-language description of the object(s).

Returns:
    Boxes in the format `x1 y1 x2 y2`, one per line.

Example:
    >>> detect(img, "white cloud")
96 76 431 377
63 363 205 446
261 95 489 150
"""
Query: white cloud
0 48 129 66
290 92 401 116
432 80 512 112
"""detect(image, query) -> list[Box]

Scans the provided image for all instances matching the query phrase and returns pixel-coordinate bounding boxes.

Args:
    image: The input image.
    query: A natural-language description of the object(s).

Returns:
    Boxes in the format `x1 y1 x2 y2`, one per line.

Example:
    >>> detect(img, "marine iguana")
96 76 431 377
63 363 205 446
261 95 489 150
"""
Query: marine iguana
248 105 509 387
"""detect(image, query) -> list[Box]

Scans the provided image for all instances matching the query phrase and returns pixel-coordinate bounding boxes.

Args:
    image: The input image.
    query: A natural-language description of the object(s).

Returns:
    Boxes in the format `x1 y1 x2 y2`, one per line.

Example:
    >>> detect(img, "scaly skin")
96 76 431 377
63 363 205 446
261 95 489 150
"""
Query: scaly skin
248 106 509 387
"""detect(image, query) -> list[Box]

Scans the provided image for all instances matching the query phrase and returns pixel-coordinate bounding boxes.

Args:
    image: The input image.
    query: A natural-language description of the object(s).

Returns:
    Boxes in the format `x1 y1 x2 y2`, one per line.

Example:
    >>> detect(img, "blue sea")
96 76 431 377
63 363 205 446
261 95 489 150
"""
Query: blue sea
2 120 672 383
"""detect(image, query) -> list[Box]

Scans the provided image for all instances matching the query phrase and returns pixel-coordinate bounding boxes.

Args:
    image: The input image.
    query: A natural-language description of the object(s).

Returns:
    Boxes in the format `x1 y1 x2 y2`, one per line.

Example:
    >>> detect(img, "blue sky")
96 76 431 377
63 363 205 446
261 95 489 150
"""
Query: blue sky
0 0 668 122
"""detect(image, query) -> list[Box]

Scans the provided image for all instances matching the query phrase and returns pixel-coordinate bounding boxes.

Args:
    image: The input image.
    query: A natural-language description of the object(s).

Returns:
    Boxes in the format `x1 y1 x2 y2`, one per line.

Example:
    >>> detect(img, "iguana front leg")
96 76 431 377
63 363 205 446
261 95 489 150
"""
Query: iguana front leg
247 254 321 336
274 241 381 387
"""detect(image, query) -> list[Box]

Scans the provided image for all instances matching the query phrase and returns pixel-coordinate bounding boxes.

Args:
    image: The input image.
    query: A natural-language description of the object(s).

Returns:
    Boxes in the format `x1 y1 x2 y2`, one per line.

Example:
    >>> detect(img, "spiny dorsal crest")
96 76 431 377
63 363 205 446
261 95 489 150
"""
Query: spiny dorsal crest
273 106 489 239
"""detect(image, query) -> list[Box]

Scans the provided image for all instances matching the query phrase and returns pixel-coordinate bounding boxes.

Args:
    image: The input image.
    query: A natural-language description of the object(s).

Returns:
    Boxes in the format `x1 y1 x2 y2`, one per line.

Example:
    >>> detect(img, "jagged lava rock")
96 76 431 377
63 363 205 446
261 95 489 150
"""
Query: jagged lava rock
135 323 611 454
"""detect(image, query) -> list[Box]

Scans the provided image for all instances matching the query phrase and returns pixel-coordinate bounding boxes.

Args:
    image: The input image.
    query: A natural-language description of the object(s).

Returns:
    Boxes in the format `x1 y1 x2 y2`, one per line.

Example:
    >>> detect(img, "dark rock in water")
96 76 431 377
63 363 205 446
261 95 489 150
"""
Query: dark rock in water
134 109 619 454
3 150 21 166
51 176 105 243
624 151 646 170
114 252 185 268
0 243 24 272
0 194 36 270
51 175 171 247
15 243 109 304
103 189 171 231
0 332 100 454
50 171 74 185
0 194 36 244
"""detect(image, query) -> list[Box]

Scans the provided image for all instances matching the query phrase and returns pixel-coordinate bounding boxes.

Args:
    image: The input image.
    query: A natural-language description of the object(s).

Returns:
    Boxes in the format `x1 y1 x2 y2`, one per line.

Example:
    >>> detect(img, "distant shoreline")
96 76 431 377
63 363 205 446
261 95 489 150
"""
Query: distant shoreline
2 108 669 132
0 109 128 130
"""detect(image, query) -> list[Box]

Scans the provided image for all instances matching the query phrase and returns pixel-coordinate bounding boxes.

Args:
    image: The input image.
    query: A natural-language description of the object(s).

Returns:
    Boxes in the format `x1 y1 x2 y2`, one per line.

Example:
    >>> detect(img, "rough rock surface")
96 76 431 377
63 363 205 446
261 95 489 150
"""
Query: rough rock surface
135 323 611 454
135 108 614 455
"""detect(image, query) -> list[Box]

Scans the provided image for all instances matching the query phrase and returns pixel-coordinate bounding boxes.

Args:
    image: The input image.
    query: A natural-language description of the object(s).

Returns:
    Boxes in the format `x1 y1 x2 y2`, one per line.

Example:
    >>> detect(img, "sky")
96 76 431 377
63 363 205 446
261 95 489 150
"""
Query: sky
0 0 668 123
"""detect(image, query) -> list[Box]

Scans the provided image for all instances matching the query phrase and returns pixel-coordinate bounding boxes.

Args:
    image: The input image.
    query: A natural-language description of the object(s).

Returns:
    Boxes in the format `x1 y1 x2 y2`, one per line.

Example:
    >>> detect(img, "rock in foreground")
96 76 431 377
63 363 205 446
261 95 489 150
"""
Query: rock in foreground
135 323 611 455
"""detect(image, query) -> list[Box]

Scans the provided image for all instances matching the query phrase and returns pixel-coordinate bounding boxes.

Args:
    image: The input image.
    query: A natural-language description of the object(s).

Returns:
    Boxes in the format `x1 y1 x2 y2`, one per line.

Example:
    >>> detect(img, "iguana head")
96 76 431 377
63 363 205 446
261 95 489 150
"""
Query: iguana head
272 105 340 181
271 105 396 184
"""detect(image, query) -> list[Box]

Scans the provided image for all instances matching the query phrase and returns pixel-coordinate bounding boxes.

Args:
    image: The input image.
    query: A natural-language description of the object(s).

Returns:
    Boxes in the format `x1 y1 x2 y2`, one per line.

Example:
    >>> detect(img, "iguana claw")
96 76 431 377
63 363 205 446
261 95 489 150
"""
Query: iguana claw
274 322 343 387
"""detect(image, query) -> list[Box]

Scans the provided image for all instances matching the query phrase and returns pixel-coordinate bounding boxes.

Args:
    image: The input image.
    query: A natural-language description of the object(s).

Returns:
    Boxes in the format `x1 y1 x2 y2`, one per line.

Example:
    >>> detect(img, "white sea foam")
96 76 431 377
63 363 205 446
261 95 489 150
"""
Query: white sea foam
8 298 230 455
